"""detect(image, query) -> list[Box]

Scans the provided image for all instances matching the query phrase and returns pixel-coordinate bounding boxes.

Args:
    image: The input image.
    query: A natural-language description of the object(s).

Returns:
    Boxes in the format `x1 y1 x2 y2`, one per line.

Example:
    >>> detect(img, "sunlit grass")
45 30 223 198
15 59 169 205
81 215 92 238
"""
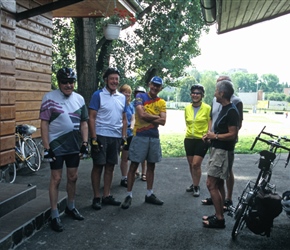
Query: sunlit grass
160 133 290 158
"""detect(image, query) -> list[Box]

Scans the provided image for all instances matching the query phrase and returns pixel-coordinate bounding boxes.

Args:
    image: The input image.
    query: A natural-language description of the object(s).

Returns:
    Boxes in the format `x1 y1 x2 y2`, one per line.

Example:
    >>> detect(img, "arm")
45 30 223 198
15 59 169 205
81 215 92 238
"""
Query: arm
40 120 50 149
205 125 238 141
236 102 243 129
88 109 97 139
135 105 160 122
152 111 166 126
130 114 135 130
80 120 88 143
122 112 128 138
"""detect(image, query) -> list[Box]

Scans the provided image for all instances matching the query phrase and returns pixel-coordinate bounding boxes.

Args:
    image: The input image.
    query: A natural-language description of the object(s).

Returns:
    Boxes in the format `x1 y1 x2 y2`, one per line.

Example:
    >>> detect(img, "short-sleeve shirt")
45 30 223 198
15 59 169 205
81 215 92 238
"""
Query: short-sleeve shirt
39 89 88 156
89 87 126 138
212 103 239 151
134 92 166 138
126 102 135 137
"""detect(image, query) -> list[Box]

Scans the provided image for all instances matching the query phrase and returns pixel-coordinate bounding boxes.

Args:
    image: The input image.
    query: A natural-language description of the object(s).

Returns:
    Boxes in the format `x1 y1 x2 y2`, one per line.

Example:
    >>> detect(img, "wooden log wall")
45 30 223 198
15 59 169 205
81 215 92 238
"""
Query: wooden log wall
0 0 52 167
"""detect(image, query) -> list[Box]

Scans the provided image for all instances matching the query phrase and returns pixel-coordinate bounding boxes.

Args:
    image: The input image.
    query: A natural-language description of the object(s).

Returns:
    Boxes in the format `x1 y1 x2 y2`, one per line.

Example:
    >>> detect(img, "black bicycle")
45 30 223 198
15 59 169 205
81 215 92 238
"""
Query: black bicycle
231 126 290 240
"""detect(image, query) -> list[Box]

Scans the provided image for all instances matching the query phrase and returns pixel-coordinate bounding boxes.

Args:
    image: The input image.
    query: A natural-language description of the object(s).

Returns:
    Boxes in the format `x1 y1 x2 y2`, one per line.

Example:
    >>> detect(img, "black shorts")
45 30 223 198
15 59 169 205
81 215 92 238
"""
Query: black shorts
184 138 209 158
123 136 133 151
50 153 80 170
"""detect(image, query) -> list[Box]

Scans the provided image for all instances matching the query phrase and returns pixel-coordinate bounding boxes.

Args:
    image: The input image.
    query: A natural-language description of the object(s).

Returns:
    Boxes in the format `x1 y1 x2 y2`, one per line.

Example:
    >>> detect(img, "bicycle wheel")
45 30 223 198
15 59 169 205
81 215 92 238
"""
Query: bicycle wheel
231 202 249 240
22 137 41 171
0 163 17 183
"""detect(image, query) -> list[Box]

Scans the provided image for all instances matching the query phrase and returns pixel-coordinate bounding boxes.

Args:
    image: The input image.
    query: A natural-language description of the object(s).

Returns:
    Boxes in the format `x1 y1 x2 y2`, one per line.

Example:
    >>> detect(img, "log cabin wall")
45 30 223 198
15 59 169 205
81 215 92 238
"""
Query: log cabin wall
0 0 52 167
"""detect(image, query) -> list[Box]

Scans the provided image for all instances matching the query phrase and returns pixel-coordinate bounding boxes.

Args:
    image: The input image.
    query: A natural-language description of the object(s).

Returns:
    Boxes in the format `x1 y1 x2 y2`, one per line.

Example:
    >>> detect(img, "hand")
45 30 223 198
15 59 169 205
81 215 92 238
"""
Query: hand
121 137 127 146
79 144 88 158
91 138 103 154
43 148 56 162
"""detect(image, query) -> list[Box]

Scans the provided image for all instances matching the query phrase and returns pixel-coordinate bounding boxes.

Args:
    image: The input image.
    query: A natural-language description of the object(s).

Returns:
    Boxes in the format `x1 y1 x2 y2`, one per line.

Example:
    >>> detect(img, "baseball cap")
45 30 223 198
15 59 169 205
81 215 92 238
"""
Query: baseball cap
150 76 163 85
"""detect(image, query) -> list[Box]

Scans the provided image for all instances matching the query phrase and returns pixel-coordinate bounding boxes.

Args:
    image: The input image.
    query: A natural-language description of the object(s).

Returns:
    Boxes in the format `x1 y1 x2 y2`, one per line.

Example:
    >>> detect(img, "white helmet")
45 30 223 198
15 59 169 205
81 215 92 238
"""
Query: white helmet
281 191 290 218
134 86 146 93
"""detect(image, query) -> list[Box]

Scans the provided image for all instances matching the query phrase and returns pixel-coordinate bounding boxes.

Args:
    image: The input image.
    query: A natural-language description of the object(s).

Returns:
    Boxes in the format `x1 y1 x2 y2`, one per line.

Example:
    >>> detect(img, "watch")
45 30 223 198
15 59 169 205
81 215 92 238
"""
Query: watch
215 134 218 140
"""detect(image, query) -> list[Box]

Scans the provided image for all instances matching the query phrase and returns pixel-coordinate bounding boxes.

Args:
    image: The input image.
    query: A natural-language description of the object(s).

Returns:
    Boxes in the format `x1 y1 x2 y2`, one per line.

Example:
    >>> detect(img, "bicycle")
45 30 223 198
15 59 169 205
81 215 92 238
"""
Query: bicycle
230 126 290 240
3 124 41 184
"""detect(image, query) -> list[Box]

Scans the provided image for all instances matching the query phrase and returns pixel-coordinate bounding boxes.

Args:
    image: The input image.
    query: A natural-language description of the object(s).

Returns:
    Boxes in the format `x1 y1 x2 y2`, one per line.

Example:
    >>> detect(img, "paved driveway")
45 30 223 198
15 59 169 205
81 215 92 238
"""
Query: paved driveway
16 154 290 250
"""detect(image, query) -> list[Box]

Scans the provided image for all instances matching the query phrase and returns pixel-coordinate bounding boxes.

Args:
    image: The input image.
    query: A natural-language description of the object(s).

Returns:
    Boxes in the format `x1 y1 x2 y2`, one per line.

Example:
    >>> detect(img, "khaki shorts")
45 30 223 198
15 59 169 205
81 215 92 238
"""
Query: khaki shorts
206 147 234 180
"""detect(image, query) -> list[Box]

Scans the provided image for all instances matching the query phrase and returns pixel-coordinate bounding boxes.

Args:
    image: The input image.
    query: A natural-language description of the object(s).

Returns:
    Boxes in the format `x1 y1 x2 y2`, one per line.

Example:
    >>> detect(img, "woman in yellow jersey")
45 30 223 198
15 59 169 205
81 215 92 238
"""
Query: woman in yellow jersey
184 84 211 197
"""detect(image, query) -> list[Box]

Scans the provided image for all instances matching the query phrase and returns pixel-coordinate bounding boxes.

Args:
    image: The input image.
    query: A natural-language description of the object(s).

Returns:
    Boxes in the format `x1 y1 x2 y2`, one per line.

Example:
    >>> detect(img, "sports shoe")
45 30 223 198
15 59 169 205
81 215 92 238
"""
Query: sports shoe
186 184 194 192
193 186 200 197
65 207 84 220
92 197 102 210
121 195 132 209
120 178 128 188
51 217 63 232
102 195 121 206
145 194 164 205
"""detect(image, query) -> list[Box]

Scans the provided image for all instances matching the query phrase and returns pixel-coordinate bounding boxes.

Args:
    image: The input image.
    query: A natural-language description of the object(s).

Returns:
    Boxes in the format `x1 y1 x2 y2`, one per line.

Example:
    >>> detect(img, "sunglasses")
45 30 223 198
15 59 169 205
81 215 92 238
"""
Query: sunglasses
60 80 75 85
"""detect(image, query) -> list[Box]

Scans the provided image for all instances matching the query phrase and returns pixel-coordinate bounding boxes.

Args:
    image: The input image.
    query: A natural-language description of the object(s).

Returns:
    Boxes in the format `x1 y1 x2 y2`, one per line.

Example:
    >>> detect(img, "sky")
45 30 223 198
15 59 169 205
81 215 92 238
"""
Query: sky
192 14 290 83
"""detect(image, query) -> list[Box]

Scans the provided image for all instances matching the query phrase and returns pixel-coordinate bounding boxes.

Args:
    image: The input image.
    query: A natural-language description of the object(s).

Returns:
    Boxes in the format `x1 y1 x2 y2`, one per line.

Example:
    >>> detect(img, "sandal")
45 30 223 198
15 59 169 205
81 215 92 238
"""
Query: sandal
141 174 146 181
223 199 233 211
202 214 216 221
135 171 141 179
201 197 213 205
203 216 225 229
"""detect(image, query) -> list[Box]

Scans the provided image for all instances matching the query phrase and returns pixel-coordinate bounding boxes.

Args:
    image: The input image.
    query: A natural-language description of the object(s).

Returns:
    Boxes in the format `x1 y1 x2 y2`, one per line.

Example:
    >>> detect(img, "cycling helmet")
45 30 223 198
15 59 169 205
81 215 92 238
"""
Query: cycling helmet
103 67 120 80
281 190 290 218
134 86 146 93
150 76 163 85
56 67 76 82
191 84 205 94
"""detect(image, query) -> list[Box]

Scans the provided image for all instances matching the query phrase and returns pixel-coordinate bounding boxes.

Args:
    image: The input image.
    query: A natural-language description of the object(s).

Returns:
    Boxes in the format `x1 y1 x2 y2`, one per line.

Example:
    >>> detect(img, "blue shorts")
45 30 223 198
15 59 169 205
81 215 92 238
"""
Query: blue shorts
50 153 80 170
128 136 162 163
91 135 122 166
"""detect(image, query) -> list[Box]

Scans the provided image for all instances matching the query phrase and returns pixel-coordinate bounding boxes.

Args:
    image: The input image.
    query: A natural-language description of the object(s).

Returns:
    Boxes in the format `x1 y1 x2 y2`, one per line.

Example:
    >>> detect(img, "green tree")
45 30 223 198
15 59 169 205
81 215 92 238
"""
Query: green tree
52 18 75 89
179 76 198 102
260 74 282 93
230 72 258 93
71 0 207 102
200 71 218 105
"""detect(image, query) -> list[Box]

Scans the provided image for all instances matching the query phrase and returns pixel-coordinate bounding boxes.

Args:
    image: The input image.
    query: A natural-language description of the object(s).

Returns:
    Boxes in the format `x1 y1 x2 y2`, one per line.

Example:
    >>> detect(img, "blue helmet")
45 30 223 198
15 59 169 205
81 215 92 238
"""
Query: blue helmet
150 76 163 85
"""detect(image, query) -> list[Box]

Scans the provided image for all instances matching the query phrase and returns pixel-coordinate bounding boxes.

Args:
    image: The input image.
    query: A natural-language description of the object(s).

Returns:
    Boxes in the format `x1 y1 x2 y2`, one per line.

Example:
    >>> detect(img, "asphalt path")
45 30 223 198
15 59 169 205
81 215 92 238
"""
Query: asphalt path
15 153 290 250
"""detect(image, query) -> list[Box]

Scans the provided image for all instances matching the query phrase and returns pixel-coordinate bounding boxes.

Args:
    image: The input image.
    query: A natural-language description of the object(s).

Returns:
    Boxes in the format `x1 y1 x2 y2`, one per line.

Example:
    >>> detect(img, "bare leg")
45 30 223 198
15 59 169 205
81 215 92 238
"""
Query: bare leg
127 162 139 191
49 169 62 210
103 163 115 197
66 167 78 204
146 162 155 190
91 164 103 198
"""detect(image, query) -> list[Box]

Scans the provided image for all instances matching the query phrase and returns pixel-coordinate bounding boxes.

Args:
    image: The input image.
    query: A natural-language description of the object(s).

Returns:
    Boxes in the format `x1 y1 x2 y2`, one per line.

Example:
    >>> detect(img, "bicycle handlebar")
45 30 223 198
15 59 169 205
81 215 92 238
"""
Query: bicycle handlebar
250 126 290 167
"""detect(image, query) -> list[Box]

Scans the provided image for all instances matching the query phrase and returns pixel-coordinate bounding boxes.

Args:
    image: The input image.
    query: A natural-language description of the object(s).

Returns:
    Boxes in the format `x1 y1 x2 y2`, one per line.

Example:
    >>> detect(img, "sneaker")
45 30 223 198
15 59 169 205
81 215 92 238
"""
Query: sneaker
186 184 194 192
102 195 121 206
51 217 63 232
193 186 200 197
65 207 84 220
145 194 164 205
121 195 132 209
120 178 128 188
92 197 102 210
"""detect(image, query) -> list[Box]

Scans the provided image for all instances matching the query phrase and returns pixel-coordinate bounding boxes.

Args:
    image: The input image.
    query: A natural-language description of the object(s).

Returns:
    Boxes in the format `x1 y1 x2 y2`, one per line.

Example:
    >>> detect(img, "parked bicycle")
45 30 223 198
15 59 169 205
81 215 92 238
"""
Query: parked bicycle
230 126 290 240
0 124 41 184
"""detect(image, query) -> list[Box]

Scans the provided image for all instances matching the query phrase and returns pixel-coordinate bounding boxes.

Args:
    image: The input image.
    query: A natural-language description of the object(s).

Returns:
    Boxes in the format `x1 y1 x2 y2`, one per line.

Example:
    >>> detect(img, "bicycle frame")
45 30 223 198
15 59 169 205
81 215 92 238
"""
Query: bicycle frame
231 126 290 240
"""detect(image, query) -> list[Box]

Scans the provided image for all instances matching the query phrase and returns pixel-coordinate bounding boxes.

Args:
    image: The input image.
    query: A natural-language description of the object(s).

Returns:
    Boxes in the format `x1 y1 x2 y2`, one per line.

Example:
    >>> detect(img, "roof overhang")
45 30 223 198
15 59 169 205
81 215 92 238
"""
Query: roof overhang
13 0 142 21
52 0 142 18
201 0 290 34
